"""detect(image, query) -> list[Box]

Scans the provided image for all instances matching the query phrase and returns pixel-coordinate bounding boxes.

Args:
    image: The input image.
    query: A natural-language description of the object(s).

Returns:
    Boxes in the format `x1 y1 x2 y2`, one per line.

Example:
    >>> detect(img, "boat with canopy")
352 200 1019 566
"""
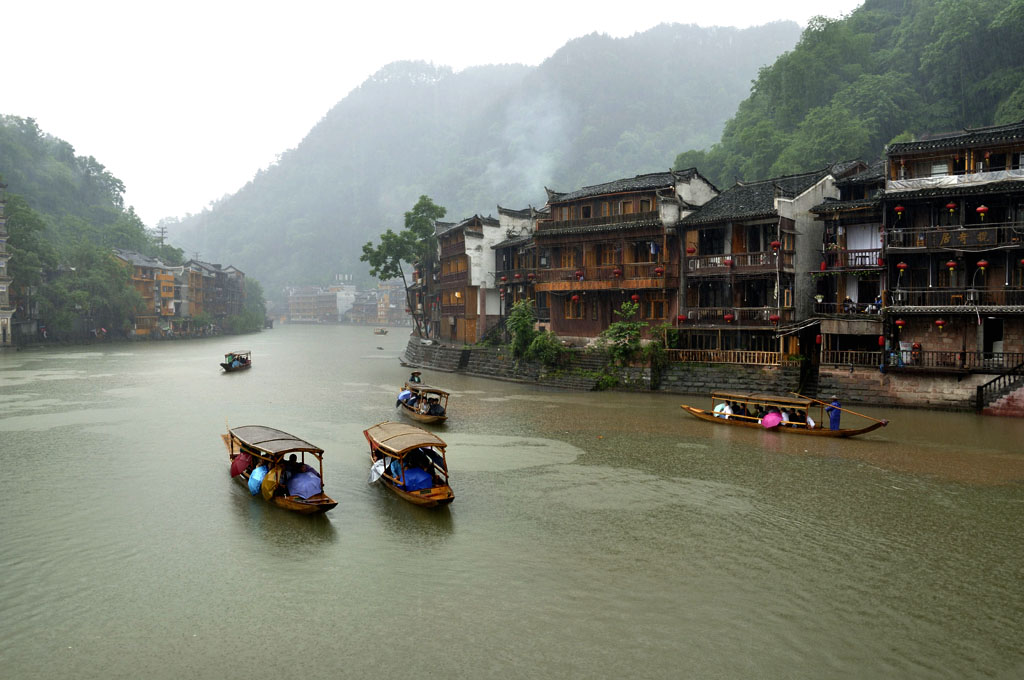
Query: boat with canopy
680 391 887 438
396 382 449 424
222 425 338 513
220 350 252 372
363 421 454 507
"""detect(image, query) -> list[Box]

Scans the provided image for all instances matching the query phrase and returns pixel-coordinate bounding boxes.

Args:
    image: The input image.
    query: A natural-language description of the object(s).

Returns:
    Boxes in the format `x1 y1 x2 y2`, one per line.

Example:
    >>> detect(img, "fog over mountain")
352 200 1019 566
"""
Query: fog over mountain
168 22 801 297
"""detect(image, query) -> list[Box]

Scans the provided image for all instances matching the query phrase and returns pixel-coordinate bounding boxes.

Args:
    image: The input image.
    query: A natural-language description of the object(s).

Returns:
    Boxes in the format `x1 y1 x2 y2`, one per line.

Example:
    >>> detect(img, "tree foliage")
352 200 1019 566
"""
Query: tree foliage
597 301 648 365
675 0 1024 187
507 298 538 358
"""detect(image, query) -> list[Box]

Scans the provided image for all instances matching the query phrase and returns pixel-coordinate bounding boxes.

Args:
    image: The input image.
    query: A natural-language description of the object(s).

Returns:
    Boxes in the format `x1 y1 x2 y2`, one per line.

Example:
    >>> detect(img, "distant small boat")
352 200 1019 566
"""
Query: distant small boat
374 327 388 335
220 350 252 372
396 382 449 424
680 391 887 438
364 421 454 507
223 425 338 514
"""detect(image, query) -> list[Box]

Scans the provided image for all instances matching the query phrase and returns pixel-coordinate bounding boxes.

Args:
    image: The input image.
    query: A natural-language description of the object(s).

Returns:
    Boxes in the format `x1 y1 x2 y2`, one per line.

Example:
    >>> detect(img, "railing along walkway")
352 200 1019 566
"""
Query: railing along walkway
666 349 783 366
976 361 1024 412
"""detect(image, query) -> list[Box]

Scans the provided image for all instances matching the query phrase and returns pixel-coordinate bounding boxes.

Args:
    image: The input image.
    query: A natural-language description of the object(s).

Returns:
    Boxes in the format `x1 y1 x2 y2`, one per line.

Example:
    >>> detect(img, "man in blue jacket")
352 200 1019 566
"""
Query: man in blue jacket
825 396 842 430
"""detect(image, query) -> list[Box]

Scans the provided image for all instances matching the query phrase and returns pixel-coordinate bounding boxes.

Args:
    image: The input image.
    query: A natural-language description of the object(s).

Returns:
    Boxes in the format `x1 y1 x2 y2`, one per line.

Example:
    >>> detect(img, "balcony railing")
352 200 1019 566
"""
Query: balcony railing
888 287 1024 308
822 350 883 366
886 167 1024 193
687 250 792 274
887 350 1024 372
439 271 468 286
681 306 794 325
813 301 883 316
822 248 882 270
535 263 674 284
666 349 783 365
540 210 660 232
886 223 1024 250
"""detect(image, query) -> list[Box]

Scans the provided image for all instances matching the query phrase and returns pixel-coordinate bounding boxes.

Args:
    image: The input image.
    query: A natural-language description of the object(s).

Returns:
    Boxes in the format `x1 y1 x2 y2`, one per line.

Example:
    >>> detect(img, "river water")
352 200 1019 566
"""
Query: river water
1 325 1022 679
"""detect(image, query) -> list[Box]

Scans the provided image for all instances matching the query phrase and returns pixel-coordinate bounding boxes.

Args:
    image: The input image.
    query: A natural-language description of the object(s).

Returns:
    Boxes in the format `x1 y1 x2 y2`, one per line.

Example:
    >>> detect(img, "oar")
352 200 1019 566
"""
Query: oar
790 392 888 425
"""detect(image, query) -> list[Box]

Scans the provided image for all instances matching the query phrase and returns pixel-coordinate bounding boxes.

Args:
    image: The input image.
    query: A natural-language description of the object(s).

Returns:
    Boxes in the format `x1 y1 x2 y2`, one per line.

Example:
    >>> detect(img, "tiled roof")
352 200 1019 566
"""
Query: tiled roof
679 169 830 225
492 233 534 250
535 215 662 238
113 249 167 269
887 120 1024 154
811 196 881 214
435 215 499 237
880 180 1024 202
837 160 885 186
547 169 696 204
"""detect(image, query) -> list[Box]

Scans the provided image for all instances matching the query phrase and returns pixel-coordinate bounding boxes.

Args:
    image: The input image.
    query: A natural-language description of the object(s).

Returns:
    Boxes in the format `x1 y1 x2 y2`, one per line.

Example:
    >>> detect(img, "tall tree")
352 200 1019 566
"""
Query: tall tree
361 195 446 337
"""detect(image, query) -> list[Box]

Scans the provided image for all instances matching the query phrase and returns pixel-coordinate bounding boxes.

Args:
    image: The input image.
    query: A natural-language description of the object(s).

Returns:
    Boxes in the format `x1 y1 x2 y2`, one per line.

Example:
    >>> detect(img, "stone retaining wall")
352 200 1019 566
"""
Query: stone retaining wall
403 338 1011 412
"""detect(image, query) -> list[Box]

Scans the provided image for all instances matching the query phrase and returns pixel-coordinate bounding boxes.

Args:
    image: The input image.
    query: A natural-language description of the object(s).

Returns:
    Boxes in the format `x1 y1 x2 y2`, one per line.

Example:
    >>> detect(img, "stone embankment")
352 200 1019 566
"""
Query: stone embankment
403 337 1024 415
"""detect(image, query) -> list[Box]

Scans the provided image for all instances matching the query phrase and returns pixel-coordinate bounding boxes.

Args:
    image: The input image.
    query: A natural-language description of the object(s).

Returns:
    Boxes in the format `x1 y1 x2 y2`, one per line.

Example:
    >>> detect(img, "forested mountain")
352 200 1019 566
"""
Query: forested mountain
168 22 802 297
1 115 186 337
674 0 1024 187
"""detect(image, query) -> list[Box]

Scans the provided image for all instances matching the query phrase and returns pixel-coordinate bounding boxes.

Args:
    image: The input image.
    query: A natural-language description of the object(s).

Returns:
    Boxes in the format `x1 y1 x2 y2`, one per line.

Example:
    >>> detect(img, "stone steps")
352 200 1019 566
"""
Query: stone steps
982 384 1024 417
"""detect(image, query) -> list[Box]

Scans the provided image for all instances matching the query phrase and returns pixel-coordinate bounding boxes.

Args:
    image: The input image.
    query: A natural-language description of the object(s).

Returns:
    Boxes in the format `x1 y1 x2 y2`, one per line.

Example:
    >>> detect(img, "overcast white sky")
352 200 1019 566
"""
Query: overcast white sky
4 1 863 226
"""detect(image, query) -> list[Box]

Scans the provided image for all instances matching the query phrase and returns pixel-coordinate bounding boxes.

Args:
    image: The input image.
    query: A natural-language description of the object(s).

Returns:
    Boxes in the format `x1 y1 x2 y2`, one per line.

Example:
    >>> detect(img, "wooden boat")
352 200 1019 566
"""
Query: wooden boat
220 350 252 372
374 327 388 335
363 421 454 507
396 382 449 424
680 391 887 438
222 425 338 514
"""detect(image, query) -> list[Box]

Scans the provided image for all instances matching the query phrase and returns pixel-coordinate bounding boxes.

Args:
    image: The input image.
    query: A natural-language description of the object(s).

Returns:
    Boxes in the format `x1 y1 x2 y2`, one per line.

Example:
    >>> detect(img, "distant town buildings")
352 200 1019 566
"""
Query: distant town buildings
0 183 13 347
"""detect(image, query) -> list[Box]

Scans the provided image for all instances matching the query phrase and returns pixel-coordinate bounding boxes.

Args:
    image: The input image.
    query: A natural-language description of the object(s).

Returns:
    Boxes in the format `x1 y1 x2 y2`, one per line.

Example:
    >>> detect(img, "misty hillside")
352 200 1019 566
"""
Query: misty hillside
675 0 1024 187
168 21 801 297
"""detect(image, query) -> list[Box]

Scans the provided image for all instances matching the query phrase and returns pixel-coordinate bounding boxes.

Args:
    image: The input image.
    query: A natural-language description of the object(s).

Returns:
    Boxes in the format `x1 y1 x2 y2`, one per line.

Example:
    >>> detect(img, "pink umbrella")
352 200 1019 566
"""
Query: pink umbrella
230 452 251 477
761 411 782 429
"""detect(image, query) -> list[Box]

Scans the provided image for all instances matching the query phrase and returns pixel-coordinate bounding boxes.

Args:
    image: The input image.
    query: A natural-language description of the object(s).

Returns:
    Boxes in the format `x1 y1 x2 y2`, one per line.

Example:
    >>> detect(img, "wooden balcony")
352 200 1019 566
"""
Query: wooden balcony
539 210 660 233
822 248 882 270
666 349 783 365
888 287 1024 311
680 306 794 327
686 250 792 275
886 349 1024 373
534 263 677 291
822 350 883 367
440 242 466 259
439 271 468 286
886 223 1023 251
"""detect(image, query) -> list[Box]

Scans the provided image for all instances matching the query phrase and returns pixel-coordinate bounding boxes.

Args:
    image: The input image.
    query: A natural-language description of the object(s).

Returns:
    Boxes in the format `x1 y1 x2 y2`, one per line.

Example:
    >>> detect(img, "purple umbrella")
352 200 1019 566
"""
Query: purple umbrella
761 411 783 429
287 470 322 499
230 452 251 477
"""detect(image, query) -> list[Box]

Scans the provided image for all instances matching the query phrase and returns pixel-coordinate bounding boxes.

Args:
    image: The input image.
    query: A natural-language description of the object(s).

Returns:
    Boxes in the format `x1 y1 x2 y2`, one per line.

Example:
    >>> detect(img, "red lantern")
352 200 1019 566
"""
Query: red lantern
500 276 507 282
976 205 988 221
612 268 622 277
723 258 733 267
770 240 782 250
815 334 822 345
945 202 956 214
897 262 908 270
894 205 905 218
820 260 827 271
571 294 580 302
630 294 640 302
575 270 583 280
769 314 780 325
677 314 686 323
946 260 957 273
654 266 665 276
514 273 521 279
723 313 735 323
895 319 906 330
878 335 885 347
527 272 536 280
686 245 696 255
977 259 989 271
877 257 884 267
935 318 946 330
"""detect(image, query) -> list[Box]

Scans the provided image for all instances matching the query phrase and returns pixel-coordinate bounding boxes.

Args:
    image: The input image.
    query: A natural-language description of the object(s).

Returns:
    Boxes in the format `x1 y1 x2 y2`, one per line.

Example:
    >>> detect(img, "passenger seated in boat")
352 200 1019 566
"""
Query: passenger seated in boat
791 410 807 427
732 402 748 418
396 388 412 407
713 401 732 419
780 408 790 424
427 400 446 416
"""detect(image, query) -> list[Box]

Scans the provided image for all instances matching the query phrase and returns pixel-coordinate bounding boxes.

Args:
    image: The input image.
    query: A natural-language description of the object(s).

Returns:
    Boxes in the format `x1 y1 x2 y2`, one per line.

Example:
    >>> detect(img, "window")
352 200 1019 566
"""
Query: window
647 299 666 319
598 244 616 265
640 199 651 212
581 205 592 219
621 200 634 215
591 300 598 321
601 202 610 217
564 298 584 319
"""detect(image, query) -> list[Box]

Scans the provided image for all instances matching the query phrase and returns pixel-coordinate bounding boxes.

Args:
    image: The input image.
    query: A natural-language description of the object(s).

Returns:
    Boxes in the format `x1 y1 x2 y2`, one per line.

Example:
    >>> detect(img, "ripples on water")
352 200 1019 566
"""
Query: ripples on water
1 326 1022 679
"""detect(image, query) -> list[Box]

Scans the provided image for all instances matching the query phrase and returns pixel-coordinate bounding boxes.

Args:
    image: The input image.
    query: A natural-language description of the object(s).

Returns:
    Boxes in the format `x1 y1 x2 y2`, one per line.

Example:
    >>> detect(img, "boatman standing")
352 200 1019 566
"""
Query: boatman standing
825 395 842 431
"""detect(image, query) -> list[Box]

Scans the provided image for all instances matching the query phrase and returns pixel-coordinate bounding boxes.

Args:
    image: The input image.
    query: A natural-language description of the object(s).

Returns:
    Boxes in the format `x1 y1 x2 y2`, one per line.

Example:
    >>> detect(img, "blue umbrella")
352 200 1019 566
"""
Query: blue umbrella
287 470 322 499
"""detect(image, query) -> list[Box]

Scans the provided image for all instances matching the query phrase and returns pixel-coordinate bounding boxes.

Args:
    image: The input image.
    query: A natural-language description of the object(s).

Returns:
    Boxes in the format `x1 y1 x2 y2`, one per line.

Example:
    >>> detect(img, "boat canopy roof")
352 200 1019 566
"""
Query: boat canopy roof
230 425 323 457
406 383 449 397
225 350 250 356
364 421 447 456
711 392 813 408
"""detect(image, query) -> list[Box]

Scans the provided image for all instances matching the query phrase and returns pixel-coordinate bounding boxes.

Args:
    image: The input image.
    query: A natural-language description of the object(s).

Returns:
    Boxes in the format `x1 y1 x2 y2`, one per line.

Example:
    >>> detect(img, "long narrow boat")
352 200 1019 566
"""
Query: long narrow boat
363 421 454 507
396 382 449 424
680 391 887 438
222 425 338 513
